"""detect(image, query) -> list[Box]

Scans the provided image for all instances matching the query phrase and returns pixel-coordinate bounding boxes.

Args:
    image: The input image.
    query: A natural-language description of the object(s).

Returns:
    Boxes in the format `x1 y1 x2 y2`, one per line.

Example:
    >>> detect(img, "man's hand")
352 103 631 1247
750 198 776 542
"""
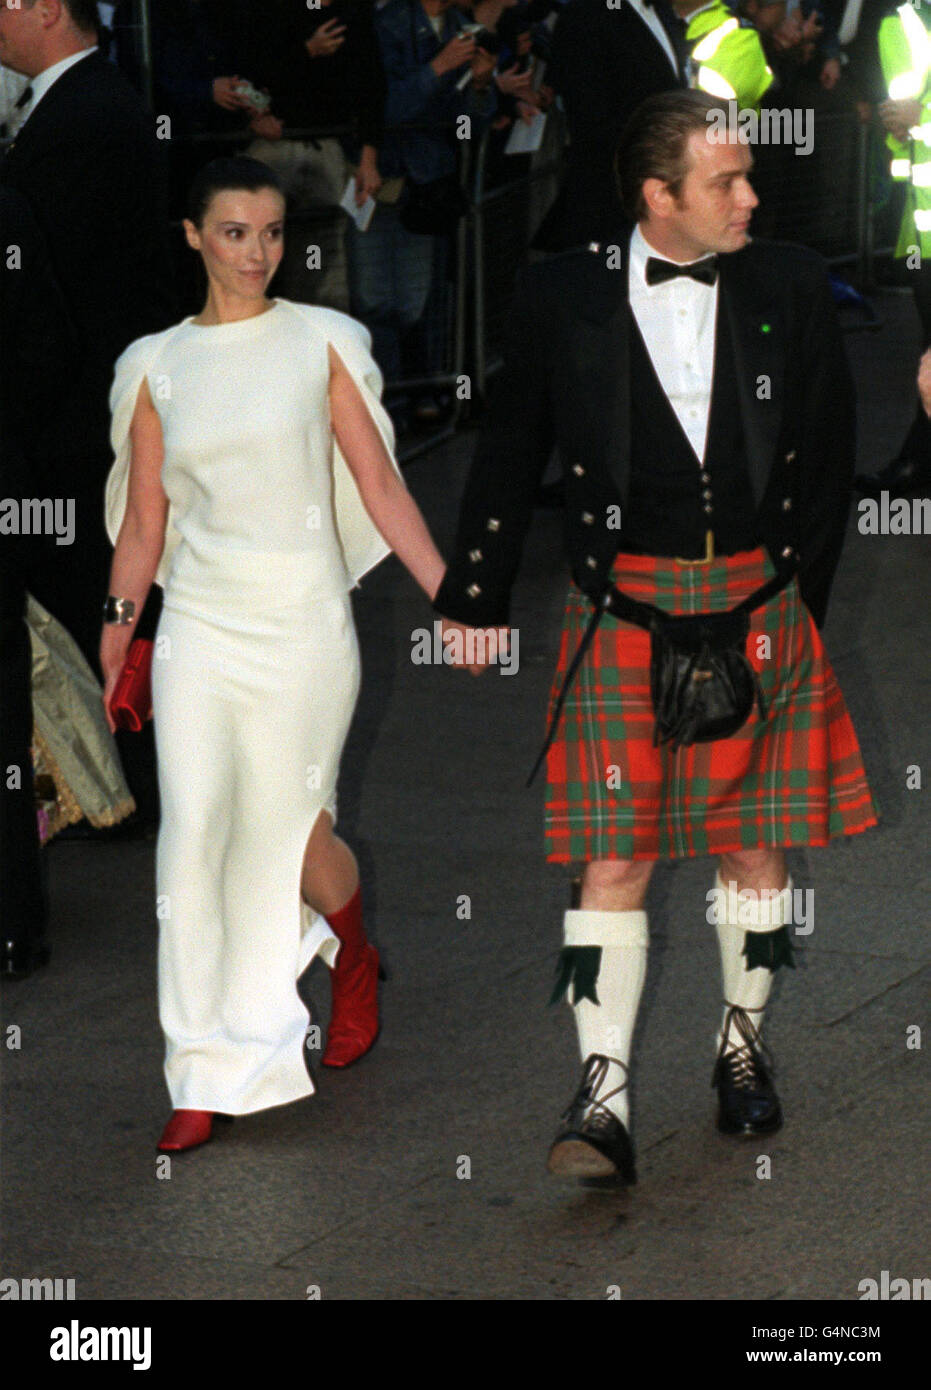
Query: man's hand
918 347 931 417
820 56 841 90
305 19 347 58
431 33 477 77
495 62 536 101
212 76 257 111
880 97 922 141
470 47 497 91
440 618 510 676
355 146 382 204
249 111 284 140
771 12 803 54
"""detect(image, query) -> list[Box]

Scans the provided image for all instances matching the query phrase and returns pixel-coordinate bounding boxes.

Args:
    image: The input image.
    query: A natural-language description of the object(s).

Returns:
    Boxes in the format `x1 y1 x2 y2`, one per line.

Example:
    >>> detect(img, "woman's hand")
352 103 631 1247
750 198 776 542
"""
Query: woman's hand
102 376 167 733
100 624 134 734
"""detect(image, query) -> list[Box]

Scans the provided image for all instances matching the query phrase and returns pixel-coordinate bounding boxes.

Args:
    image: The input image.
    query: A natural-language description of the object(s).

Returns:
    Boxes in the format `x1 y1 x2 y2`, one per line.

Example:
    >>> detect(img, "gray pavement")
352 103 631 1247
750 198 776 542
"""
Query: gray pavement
1 287 929 1302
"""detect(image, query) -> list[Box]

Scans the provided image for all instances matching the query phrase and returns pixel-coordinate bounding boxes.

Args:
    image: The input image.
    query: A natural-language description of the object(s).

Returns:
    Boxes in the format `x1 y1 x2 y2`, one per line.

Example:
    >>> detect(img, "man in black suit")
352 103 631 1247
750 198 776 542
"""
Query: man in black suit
435 91 877 1184
0 186 74 977
533 0 688 251
0 0 176 824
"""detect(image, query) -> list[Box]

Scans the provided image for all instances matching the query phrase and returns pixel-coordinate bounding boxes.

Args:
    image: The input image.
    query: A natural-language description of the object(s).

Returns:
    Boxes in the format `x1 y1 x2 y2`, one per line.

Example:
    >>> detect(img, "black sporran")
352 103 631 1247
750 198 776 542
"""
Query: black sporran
647 607 766 751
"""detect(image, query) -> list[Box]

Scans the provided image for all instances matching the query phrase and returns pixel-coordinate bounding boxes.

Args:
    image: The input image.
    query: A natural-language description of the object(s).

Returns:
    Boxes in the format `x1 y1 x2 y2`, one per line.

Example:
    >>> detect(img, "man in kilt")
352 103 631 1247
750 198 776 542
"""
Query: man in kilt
434 89 878 1184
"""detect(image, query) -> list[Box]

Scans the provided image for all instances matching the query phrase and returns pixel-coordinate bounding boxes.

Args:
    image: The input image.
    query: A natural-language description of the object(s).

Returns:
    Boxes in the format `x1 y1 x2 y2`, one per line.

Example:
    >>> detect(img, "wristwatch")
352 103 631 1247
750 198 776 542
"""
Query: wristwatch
102 596 136 625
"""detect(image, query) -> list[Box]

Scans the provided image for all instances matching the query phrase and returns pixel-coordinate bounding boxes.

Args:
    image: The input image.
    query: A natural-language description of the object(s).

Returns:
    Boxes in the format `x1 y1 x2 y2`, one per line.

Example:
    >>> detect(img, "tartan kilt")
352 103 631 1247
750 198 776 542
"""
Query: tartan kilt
544 547 879 863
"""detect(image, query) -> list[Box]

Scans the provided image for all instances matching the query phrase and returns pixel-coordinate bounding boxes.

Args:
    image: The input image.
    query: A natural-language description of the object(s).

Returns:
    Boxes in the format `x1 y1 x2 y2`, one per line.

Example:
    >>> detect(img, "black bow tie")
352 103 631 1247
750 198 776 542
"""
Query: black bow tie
13 85 33 110
645 255 719 287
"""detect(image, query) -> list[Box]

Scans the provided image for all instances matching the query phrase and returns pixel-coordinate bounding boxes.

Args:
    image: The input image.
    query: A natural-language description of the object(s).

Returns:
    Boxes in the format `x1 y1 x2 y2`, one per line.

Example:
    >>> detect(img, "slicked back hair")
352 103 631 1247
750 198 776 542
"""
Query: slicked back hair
615 90 726 223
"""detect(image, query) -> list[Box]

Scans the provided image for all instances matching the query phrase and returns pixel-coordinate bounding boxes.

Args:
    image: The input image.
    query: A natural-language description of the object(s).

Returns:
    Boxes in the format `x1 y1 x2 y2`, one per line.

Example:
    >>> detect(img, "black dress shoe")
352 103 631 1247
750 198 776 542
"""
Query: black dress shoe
1 939 51 980
712 1005 783 1136
855 453 931 499
547 1054 637 1183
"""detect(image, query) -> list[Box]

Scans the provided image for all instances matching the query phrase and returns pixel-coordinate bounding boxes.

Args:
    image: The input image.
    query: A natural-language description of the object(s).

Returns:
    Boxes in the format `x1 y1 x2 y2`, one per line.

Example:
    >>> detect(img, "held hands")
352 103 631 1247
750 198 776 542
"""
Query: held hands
305 19 348 58
440 618 511 677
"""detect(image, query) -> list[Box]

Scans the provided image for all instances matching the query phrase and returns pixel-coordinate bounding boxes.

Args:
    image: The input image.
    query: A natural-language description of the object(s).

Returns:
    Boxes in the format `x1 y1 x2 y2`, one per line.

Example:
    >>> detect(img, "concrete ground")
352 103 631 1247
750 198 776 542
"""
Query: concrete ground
1 287 928 1302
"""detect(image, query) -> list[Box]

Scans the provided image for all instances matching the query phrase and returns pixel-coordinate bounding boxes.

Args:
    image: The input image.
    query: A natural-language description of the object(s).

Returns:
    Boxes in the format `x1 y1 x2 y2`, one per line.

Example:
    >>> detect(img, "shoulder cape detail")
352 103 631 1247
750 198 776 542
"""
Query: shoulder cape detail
104 302 400 590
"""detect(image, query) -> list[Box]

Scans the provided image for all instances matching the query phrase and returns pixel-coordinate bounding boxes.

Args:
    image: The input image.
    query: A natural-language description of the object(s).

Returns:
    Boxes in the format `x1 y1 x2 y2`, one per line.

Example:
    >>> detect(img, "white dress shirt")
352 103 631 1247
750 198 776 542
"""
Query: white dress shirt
627 223 718 464
625 0 680 78
16 46 97 126
0 64 30 128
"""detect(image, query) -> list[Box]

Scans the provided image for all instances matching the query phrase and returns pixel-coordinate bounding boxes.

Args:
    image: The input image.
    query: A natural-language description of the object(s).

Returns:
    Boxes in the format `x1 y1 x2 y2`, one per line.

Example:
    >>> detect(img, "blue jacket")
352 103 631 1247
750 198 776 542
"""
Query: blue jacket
375 0 497 183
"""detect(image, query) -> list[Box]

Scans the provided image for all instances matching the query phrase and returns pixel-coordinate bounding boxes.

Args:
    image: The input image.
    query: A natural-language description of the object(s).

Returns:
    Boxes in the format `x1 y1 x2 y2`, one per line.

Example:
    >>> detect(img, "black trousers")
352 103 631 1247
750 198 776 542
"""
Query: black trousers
0 535 47 945
896 259 931 465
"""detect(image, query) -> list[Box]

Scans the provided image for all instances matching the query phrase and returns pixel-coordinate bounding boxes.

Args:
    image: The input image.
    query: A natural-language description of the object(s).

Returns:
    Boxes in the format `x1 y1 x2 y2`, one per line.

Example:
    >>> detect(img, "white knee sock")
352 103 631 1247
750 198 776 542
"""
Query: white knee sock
712 871 793 1053
561 909 649 1126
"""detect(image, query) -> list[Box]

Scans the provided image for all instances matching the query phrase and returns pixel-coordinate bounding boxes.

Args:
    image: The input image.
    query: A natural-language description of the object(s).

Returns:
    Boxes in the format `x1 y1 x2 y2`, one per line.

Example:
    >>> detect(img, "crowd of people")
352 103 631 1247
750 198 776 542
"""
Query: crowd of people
0 3 902 427
0 0 926 1169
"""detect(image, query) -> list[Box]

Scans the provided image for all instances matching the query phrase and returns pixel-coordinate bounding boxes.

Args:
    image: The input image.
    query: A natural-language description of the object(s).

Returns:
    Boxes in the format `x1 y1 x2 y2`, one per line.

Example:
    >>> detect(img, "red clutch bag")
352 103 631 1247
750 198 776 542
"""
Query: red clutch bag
109 638 154 732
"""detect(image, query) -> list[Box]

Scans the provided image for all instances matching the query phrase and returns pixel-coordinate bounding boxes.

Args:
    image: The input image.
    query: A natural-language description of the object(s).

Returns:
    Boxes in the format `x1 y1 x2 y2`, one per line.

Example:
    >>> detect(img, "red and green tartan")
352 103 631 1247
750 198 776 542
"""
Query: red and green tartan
544 547 879 863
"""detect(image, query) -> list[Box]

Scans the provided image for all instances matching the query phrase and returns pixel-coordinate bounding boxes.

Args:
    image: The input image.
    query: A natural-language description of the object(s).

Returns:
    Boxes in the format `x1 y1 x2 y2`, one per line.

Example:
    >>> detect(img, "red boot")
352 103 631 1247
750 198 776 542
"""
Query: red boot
157 1109 215 1152
321 886 382 1068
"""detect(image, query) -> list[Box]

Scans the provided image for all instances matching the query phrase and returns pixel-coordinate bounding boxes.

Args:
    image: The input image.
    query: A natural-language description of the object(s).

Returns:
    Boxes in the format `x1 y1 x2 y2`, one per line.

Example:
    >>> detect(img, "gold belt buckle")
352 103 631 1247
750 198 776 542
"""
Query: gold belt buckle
675 529 715 567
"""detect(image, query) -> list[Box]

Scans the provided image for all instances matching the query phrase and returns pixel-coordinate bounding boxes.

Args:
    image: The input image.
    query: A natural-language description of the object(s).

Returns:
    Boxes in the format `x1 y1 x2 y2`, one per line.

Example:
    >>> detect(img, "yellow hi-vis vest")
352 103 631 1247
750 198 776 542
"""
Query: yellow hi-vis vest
879 1 931 257
686 1 774 112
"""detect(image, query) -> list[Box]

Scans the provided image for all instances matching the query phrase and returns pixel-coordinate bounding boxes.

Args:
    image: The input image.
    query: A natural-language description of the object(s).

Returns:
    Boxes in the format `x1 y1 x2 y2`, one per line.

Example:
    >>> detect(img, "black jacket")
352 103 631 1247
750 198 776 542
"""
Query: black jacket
533 0 687 251
434 234 856 632
0 51 176 475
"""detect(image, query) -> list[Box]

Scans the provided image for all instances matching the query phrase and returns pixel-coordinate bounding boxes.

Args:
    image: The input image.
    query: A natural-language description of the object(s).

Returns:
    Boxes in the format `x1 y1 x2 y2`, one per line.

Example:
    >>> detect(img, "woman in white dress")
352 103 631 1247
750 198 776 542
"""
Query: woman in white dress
100 157 447 1152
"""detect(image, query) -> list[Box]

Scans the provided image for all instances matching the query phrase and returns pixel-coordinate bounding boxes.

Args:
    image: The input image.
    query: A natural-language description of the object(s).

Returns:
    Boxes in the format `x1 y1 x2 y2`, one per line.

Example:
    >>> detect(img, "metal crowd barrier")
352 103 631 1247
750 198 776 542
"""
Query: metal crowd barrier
0 97 897 450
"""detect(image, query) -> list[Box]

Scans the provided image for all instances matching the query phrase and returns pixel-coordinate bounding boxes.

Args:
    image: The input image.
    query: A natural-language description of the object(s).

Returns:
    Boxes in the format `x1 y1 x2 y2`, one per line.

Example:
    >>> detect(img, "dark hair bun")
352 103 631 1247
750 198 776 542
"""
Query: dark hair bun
187 156 286 228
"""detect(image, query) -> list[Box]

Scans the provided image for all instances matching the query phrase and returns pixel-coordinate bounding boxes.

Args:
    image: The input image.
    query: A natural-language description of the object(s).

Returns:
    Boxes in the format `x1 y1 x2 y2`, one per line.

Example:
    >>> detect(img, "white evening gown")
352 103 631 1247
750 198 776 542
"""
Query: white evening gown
105 299 399 1114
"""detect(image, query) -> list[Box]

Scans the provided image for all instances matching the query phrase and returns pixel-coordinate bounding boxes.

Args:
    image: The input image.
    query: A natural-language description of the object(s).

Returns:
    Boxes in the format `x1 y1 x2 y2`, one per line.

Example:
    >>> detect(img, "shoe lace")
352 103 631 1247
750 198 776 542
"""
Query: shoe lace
562 1053 629 1129
716 1004 774 1090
